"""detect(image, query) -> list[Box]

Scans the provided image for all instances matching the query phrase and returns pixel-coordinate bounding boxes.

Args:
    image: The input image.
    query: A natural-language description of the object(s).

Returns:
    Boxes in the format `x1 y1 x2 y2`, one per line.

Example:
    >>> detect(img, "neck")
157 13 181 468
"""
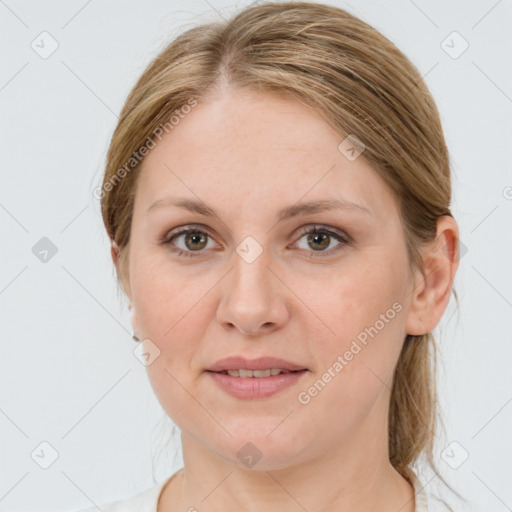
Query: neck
158 423 415 512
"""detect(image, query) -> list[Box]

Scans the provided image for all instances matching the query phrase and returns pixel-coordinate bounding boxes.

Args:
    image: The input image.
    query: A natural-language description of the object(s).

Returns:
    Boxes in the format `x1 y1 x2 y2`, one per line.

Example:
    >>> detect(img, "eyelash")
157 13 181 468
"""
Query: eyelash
160 224 350 259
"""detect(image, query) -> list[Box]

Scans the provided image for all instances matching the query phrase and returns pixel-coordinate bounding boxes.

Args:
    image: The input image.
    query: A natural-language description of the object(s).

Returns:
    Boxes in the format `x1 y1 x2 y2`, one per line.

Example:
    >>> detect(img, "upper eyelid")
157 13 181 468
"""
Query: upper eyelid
164 224 219 243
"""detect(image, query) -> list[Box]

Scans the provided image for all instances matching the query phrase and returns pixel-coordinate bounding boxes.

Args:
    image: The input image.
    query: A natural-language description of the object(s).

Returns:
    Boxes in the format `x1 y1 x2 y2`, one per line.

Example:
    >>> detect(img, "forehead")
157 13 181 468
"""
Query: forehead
135 89 395 220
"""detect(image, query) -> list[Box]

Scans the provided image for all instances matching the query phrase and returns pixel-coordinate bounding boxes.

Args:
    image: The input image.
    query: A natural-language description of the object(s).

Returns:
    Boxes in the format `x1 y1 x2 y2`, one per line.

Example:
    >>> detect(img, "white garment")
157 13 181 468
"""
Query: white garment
74 469 429 512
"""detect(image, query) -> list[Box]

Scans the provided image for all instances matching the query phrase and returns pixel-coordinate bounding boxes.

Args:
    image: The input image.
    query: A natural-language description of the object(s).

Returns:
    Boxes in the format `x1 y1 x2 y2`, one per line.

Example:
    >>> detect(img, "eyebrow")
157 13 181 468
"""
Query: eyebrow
146 196 371 221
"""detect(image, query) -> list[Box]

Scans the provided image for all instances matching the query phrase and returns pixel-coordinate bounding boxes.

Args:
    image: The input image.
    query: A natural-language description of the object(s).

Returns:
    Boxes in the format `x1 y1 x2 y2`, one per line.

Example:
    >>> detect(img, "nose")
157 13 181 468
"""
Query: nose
216 248 290 337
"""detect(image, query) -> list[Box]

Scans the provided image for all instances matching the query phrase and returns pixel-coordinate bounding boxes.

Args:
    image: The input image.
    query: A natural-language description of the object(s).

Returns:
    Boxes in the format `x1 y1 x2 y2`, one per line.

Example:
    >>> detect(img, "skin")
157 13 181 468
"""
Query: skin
114 87 459 511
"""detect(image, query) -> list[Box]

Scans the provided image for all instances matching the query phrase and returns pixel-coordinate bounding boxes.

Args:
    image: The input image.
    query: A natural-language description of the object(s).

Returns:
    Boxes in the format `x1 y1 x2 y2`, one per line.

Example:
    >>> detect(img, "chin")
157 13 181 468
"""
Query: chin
211 429 309 472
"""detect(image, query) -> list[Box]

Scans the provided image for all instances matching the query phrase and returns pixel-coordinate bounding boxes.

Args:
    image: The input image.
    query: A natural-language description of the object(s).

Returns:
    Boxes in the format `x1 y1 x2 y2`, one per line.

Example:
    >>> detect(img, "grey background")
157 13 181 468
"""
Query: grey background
1 1 511 511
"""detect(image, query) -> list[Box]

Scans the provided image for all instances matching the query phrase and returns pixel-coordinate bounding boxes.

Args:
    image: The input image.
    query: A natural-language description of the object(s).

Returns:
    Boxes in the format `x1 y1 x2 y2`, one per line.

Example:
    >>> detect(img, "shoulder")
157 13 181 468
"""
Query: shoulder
71 475 174 512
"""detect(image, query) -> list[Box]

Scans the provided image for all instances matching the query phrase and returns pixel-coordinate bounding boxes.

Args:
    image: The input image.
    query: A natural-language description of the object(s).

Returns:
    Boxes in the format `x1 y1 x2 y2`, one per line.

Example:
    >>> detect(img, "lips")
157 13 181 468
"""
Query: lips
206 356 307 373
205 356 309 399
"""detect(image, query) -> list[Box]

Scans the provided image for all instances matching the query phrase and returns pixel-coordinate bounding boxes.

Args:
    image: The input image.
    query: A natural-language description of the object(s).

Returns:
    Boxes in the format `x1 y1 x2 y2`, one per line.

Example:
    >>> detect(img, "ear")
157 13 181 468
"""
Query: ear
405 215 460 336
111 240 133 303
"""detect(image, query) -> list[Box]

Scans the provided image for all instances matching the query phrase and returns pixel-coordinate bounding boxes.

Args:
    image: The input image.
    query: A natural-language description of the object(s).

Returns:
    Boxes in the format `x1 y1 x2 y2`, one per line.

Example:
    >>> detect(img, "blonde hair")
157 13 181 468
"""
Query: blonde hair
100 1 460 505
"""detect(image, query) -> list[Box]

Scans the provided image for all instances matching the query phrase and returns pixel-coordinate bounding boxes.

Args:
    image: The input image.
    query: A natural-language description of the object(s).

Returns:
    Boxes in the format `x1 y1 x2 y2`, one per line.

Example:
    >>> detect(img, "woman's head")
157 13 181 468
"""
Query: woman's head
100 0 459 487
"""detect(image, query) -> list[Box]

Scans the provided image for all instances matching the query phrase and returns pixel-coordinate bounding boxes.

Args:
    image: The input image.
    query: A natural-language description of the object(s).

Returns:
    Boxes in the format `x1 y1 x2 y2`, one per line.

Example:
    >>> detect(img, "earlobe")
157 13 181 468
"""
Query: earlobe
405 216 460 336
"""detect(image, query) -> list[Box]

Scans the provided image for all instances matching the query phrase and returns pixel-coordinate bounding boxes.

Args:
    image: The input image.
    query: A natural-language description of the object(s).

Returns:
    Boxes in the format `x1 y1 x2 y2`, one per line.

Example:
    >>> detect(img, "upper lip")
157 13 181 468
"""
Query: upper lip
206 356 307 372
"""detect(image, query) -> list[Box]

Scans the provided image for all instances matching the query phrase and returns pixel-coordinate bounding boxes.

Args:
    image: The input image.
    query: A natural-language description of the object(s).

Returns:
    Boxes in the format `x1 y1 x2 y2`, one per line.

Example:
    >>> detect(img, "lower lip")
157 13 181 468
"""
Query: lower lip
206 370 308 399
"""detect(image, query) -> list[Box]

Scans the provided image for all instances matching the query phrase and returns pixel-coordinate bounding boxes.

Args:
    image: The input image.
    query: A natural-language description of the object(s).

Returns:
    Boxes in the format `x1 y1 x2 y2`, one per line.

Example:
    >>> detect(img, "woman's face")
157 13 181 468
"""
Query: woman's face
126 88 419 469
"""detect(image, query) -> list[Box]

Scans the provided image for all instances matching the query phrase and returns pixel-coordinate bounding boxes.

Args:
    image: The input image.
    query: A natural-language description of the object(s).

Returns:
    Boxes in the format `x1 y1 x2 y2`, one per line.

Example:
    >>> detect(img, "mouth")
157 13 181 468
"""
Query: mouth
205 357 309 399
206 355 308 374
212 368 302 378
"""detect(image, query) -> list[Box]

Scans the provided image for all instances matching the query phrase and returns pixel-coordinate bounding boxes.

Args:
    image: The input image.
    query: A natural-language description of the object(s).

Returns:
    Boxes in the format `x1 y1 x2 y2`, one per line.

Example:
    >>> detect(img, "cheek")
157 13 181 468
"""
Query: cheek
131 252 215 383
299 252 407 408
131 249 210 337
307 252 406 347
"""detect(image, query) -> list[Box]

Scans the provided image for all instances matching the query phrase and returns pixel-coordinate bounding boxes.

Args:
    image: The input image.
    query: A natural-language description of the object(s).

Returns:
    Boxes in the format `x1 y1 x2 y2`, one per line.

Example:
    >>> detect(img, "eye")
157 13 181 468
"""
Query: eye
160 224 350 258
293 225 349 257
161 226 218 258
